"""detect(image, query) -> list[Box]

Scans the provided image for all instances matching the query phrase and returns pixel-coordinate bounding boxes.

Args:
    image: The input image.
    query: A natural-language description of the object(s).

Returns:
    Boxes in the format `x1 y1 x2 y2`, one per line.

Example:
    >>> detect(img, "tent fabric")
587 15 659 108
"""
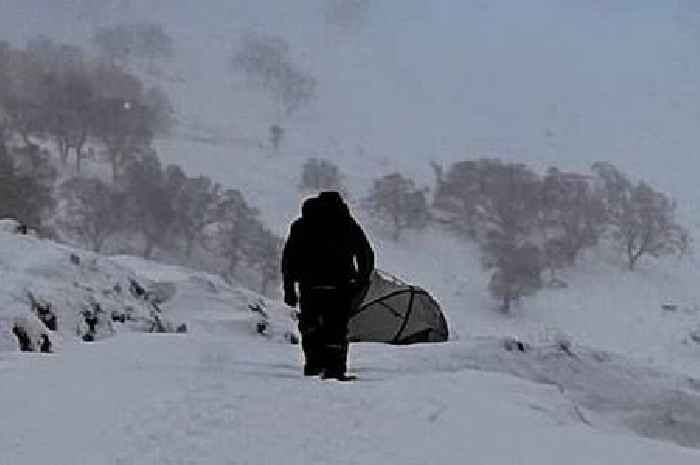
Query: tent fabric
347 270 449 344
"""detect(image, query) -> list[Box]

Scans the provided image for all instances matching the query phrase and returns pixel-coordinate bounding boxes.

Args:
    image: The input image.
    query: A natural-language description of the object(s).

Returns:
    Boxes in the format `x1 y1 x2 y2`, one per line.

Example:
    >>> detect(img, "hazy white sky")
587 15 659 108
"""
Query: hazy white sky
2 0 700 200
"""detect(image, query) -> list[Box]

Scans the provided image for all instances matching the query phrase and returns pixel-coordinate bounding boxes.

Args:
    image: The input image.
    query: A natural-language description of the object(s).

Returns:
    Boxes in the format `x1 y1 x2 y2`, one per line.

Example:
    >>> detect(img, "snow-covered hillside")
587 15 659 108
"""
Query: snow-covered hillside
0 224 296 353
4 228 700 463
4 2 700 462
152 132 700 375
3 2 700 374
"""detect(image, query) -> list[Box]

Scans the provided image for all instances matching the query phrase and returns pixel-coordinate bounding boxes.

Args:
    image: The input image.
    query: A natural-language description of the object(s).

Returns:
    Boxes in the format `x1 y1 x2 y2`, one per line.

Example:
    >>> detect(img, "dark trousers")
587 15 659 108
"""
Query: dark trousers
298 286 352 374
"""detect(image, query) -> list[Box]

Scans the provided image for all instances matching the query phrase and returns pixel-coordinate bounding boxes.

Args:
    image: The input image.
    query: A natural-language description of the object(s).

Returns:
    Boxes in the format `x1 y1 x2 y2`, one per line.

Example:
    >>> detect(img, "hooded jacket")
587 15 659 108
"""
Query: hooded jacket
282 194 374 290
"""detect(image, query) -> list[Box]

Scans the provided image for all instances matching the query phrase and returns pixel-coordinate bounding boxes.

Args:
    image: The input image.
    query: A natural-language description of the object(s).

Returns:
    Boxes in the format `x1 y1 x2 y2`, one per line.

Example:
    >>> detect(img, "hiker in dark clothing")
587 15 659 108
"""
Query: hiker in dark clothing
282 191 374 380
282 196 325 375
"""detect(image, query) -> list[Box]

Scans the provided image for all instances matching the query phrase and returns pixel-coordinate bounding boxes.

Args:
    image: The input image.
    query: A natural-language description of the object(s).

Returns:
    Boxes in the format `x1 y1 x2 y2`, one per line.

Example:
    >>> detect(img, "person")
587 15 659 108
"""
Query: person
281 191 374 380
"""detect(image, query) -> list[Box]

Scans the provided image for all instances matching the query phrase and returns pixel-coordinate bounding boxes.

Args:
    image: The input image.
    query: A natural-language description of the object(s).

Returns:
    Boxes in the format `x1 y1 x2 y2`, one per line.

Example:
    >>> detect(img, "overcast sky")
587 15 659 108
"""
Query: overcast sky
2 0 700 202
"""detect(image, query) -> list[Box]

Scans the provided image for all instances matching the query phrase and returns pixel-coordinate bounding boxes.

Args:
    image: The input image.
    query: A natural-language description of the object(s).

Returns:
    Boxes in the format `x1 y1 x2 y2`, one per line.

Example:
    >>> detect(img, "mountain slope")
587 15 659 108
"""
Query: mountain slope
4 228 700 463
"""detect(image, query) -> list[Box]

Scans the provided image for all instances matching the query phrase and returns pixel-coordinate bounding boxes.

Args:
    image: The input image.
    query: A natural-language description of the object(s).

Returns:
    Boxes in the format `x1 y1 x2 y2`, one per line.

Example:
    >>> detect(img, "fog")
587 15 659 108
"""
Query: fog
3 0 700 202
7 7 700 457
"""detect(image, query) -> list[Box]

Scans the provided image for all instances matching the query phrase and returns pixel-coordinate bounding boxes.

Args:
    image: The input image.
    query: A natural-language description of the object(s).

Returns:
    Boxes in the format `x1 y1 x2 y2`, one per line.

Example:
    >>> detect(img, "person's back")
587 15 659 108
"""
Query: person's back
284 192 373 289
281 197 319 288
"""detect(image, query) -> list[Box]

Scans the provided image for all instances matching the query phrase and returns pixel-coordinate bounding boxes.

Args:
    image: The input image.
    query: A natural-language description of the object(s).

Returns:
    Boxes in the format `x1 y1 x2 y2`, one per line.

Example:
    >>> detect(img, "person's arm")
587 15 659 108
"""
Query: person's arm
352 222 374 282
281 222 301 307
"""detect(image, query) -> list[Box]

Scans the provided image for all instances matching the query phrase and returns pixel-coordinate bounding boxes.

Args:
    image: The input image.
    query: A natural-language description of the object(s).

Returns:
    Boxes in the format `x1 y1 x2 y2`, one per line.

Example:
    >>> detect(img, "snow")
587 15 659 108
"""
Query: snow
3 333 700 465
145 110 700 386
0 228 294 351
4 230 700 463
4 2 700 462
5 111 700 465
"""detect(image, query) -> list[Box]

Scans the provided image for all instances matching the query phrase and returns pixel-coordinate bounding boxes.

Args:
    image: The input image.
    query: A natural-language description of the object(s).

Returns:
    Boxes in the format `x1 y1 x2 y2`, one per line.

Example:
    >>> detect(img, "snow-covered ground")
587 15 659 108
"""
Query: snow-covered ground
0 225 296 353
4 229 700 463
5 331 700 464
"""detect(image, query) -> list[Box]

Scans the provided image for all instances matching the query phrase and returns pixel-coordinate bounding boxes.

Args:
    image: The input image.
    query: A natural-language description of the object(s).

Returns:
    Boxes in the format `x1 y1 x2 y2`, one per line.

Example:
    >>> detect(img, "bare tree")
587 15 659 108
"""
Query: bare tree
246 224 282 295
0 144 54 229
476 161 543 311
432 160 485 239
10 143 56 184
1 38 171 177
207 189 260 278
2 96 45 148
538 167 606 272
364 172 429 241
143 86 176 136
121 151 176 258
92 97 153 181
299 158 343 193
165 165 220 259
0 46 47 147
0 41 11 143
435 159 543 312
592 162 689 270
41 70 95 170
269 124 284 151
58 177 127 252
89 66 170 179
484 240 543 312
231 33 317 116
0 108 9 151
90 61 144 101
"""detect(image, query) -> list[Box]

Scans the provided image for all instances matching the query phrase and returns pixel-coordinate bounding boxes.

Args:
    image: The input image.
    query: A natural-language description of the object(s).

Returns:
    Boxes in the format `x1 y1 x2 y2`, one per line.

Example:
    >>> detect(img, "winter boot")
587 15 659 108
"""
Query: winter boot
304 365 323 376
321 370 356 381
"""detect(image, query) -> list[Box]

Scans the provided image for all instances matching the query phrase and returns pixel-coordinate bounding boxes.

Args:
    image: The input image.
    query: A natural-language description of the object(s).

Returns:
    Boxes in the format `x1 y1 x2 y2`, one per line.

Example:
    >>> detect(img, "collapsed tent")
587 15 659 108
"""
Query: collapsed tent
348 270 449 344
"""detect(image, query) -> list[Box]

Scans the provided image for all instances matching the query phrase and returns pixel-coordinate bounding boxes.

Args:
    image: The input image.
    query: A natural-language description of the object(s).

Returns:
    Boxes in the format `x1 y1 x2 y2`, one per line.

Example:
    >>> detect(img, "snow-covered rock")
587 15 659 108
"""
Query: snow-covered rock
0 228 296 353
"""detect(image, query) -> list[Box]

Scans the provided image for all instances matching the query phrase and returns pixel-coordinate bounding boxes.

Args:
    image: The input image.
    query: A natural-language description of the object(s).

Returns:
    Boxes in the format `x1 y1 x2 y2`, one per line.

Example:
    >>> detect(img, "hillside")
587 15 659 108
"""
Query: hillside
4 228 700 463
4 1 700 463
152 131 700 377
0 223 296 353
4 3 700 368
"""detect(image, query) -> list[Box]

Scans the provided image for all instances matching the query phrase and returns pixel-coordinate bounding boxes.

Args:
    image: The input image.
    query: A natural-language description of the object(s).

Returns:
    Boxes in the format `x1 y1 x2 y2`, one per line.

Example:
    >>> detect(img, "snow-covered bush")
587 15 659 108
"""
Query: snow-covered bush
9 316 54 353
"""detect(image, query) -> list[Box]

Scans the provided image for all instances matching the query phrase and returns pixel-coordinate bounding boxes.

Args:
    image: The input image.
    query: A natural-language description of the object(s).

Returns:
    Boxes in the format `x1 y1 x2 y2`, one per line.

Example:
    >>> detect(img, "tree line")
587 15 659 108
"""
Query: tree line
57 152 282 295
0 36 174 176
302 157 690 312
0 34 690 306
0 37 282 295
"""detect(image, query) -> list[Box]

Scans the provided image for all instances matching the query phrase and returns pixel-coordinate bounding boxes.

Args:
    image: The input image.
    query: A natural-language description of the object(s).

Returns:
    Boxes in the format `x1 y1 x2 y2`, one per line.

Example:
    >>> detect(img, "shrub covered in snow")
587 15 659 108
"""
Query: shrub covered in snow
0 231 189 353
